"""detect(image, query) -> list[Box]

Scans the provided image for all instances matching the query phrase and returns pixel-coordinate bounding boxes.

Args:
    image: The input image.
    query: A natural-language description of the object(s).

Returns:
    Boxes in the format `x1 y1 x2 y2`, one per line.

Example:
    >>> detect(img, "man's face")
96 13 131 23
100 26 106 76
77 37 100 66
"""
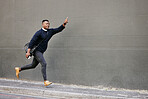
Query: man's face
42 21 50 29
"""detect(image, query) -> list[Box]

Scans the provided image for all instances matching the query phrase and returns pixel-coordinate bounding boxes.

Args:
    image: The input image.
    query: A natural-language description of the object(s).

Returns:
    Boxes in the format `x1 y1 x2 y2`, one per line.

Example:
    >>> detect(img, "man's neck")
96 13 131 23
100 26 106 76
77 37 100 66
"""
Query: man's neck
42 28 47 31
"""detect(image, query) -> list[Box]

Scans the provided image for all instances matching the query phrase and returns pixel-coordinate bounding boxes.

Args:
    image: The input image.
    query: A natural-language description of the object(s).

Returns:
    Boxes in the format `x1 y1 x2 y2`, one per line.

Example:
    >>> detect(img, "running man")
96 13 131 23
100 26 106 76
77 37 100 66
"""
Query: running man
15 17 68 86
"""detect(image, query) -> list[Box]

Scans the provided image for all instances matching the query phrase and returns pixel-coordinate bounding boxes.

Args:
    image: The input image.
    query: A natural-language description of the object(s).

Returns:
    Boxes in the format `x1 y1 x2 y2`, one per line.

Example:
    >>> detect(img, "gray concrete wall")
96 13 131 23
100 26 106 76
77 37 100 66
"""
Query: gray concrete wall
0 0 148 90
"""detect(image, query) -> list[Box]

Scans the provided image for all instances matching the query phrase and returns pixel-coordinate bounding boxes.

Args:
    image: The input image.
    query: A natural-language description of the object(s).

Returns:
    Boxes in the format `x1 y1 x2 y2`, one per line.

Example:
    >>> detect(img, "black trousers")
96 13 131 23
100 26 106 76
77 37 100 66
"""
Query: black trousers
21 51 47 80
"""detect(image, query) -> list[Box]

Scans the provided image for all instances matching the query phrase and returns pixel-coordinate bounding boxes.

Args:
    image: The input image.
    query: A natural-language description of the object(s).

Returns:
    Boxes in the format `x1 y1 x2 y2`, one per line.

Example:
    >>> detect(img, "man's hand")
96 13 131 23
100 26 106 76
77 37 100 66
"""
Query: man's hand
64 17 68 24
26 48 31 58
63 17 68 27
26 52 31 58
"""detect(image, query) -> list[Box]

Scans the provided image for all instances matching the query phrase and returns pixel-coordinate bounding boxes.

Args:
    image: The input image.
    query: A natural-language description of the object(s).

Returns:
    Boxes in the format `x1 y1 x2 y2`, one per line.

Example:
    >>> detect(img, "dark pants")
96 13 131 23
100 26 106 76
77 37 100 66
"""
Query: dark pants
21 51 47 81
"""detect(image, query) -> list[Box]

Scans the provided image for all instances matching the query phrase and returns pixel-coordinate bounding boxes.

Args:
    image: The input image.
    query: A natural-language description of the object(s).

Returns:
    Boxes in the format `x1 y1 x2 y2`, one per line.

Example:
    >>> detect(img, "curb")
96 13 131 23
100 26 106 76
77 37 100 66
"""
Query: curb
0 78 147 99
0 85 119 99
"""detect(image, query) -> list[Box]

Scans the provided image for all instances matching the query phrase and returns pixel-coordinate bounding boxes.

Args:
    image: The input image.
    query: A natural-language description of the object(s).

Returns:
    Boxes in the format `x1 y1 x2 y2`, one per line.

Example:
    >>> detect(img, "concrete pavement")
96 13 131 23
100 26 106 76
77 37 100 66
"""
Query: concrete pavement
0 92 50 99
0 78 147 99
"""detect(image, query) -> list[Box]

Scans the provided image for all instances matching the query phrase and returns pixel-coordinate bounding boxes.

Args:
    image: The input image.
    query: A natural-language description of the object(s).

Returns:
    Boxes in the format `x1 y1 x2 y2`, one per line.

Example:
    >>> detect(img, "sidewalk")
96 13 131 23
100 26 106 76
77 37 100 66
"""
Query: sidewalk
0 78 147 99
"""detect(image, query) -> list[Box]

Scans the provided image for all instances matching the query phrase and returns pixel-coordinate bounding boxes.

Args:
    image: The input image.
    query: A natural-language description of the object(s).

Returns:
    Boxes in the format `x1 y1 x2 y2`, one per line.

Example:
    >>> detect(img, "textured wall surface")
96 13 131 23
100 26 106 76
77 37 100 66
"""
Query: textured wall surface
0 0 148 90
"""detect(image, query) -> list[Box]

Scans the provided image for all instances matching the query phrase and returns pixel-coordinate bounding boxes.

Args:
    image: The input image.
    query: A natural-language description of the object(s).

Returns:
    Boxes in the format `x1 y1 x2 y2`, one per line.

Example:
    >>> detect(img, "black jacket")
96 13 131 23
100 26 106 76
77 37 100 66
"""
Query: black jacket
28 24 65 53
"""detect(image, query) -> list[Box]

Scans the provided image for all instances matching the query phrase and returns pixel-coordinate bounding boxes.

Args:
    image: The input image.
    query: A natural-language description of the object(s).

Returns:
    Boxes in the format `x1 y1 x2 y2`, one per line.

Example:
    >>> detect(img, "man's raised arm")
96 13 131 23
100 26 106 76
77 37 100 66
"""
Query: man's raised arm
52 17 68 34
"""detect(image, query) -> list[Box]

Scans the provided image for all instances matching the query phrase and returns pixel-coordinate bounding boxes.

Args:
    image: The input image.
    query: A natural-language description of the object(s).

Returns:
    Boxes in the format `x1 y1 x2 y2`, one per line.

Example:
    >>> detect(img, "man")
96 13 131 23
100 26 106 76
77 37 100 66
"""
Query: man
15 17 68 86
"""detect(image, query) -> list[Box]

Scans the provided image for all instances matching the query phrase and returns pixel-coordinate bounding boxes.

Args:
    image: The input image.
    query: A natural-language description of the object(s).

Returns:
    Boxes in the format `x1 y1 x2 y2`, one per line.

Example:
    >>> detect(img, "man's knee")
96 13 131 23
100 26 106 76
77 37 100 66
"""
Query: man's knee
31 63 38 69
31 65 36 69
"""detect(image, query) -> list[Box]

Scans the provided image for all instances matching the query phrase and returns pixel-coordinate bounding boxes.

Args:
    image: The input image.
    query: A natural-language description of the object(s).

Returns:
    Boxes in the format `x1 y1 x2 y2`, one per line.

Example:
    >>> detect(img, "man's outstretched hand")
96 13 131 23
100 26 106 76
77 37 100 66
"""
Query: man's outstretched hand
63 17 68 27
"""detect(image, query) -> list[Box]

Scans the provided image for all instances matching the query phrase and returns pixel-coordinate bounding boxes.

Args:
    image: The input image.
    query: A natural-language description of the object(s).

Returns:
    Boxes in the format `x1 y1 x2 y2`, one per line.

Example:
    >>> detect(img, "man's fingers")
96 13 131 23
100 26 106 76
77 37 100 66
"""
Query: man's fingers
26 54 28 58
66 17 68 23
64 17 68 24
66 17 68 21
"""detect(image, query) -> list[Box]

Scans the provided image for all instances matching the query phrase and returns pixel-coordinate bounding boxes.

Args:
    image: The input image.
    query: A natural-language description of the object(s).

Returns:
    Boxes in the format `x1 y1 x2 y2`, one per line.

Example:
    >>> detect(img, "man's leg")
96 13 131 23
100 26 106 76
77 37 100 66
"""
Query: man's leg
34 51 47 81
34 51 52 86
20 57 39 71
15 56 39 78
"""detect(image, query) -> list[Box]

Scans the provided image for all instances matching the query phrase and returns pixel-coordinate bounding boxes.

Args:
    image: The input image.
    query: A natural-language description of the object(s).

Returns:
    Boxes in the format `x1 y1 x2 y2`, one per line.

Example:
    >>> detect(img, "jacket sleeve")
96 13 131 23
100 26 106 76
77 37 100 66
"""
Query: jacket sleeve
51 24 65 35
28 31 40 49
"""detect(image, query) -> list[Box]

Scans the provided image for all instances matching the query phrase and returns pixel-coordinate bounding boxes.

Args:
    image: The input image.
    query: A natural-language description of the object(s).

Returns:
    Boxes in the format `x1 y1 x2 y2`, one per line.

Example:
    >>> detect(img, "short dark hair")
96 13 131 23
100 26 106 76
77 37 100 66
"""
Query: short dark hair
42 19 49 23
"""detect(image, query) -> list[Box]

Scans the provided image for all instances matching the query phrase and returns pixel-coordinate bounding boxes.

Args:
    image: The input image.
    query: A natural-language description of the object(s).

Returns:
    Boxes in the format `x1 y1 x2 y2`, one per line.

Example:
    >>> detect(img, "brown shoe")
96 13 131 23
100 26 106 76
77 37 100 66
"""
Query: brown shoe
44 81 52 86
15 67 20 79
